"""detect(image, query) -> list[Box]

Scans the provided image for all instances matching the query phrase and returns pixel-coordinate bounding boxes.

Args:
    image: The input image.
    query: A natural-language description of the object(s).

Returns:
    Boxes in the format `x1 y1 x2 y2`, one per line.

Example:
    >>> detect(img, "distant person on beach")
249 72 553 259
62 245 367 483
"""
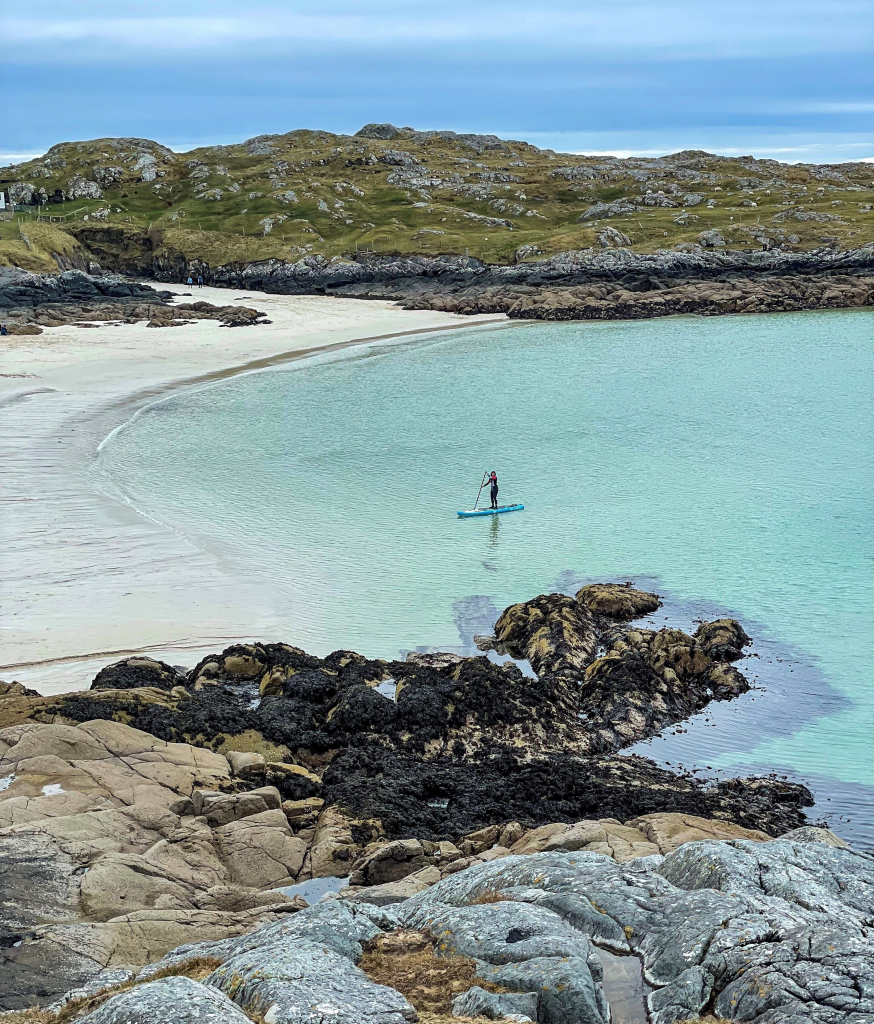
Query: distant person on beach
0 324 7 336
197 274 203 288
488 470 498 508
187 275 193 288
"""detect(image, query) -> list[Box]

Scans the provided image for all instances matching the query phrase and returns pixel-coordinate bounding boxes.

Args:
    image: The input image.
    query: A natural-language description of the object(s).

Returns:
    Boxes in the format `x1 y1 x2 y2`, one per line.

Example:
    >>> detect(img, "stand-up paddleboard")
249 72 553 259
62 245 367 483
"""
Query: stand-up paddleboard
458 504 524 517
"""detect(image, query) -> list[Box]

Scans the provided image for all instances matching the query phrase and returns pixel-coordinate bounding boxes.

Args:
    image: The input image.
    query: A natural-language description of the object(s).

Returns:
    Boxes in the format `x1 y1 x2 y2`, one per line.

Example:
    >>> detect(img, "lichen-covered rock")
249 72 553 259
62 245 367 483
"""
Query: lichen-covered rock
75 976 251 1024
208 937 416 1024
476 956 610 1024
453 985 539 1021
398 838 874 1024
157 899 383 969
415 901 597 965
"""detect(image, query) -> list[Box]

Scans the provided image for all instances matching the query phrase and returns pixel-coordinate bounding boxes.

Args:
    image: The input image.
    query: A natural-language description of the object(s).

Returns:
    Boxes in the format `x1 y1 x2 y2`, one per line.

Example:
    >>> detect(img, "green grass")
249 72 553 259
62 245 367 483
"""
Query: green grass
2 129 873 271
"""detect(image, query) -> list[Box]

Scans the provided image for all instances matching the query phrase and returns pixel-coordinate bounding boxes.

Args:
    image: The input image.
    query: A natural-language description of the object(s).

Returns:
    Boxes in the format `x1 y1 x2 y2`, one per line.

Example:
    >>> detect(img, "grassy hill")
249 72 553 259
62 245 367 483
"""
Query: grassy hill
1 124 873 272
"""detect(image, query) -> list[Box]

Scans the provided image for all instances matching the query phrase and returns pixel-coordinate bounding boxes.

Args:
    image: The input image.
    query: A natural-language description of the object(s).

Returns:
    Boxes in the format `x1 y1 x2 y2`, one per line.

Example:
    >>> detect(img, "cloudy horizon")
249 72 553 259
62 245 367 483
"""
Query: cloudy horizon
2 0 872 165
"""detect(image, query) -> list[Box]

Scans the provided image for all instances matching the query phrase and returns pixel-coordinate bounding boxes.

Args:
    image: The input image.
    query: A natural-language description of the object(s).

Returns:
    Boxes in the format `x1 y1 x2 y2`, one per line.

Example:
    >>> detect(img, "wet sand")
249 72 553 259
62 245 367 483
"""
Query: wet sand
0 285 505 693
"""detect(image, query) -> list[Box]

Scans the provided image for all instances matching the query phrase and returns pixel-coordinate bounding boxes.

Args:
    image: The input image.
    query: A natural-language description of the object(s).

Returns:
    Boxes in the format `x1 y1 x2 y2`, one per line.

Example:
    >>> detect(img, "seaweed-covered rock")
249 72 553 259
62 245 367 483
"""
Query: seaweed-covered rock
321 747 811 841
91 657 185 692
693 617 751 661
576 583 661 620
493 594 600 677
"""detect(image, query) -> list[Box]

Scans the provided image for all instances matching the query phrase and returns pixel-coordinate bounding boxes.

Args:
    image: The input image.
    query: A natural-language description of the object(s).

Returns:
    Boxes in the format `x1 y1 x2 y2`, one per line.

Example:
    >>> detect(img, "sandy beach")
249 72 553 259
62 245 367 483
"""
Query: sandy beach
0 285 505 694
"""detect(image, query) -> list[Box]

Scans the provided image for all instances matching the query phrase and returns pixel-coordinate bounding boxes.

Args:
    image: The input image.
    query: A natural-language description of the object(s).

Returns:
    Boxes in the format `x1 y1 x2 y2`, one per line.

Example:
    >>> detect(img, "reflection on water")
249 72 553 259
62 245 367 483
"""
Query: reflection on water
595 947 651 1024
94 309 874 840
278 875 350 904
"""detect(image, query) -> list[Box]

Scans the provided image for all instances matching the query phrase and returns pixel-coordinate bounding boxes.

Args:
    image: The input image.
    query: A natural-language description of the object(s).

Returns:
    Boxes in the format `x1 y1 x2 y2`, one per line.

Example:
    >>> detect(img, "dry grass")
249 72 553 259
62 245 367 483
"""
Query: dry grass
469 888 511 905
359 930 508 1014
0 958 222 1024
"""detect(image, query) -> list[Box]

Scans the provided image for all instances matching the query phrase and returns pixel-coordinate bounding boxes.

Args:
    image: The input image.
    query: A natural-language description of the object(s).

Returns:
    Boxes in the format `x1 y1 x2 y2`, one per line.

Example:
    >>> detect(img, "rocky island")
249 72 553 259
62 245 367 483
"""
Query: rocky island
4 582 871 1024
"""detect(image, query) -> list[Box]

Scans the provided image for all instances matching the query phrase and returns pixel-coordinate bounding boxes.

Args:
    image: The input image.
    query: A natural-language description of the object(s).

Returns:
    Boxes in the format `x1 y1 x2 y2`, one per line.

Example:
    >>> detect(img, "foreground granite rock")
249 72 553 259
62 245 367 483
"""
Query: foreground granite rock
27 835 872 1024
76 976 251 1024
398 838 874 1024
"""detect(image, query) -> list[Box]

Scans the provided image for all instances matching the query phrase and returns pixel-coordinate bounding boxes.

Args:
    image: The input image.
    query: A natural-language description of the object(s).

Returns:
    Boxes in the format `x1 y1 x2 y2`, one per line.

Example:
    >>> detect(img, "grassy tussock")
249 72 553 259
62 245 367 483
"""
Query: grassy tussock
469 888 511 905
359 930 508 1014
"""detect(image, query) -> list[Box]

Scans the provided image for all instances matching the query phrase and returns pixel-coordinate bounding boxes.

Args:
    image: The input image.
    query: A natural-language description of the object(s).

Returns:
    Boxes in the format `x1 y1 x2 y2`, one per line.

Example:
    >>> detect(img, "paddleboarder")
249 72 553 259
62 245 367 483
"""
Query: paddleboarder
488 471 498 509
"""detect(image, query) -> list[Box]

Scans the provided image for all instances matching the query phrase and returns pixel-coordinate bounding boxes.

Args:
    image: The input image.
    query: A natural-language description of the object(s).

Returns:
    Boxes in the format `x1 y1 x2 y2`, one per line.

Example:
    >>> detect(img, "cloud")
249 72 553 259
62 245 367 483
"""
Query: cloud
3 0 871 61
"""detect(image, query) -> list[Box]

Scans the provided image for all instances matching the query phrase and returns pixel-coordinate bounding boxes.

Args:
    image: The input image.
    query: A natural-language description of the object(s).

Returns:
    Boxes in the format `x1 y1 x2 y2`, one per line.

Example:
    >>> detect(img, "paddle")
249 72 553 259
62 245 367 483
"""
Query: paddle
473 470 489 511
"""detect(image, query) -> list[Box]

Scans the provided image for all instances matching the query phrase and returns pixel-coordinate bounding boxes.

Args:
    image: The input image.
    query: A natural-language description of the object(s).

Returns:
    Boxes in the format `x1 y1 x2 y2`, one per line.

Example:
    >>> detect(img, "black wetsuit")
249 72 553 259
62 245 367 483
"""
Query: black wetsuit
489 476 499 508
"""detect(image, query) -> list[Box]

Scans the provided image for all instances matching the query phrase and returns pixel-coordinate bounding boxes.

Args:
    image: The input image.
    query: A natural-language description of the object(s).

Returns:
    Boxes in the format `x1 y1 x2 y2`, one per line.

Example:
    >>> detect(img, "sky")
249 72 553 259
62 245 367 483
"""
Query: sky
2 0 873 164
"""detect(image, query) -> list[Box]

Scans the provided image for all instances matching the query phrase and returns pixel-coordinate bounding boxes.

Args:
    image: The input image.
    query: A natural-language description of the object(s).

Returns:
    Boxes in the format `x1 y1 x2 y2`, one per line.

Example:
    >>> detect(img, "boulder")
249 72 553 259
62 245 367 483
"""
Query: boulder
191 785 282 827
154 900 384 970
350 837 430 886
477 956 610 1024
356 123 404 140
627 812 770 852
207 937 416 1024
597 226 631 248
493 593 600 678
347 866 442 906
693 618 751 661
303 805 365 880
225 750 266 775
75 976 252 1024
510 820 659 861
776 825 850 848
453 985 539 1021
213 809 307 888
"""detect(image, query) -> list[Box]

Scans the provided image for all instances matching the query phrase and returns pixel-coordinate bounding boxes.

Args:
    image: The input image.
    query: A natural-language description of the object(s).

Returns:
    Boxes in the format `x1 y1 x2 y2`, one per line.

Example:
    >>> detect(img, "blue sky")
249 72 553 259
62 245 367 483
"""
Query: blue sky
2 0 872 163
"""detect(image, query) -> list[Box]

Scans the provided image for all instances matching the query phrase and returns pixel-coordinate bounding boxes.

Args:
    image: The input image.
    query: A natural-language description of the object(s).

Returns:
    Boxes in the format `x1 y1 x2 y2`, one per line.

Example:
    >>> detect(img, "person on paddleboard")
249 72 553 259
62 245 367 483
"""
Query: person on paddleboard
488 471 499 509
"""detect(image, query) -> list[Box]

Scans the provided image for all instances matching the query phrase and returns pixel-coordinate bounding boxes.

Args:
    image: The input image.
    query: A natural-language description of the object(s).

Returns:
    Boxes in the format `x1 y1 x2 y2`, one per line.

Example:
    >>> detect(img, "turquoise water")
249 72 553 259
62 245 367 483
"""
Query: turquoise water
96 309 874 826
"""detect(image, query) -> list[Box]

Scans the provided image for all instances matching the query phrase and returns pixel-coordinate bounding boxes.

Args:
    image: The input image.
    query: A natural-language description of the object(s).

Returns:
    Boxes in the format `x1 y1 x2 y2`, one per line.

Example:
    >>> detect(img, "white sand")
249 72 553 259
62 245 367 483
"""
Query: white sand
0 285 505 694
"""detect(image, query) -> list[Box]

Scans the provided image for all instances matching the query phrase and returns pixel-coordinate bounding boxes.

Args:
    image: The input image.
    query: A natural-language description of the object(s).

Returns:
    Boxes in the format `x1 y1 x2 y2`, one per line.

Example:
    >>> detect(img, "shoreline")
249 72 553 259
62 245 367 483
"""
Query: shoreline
0 286 507 692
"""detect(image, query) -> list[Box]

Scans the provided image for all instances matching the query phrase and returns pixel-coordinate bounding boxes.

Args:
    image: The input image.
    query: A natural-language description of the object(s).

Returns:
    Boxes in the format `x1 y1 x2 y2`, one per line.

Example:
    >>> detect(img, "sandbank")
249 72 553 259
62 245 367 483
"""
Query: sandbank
0 285 505 694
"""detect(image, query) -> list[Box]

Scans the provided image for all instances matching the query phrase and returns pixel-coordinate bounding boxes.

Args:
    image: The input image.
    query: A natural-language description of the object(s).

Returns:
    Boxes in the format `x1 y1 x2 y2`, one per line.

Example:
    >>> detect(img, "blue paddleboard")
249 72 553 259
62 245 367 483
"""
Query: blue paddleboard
457 504 524 517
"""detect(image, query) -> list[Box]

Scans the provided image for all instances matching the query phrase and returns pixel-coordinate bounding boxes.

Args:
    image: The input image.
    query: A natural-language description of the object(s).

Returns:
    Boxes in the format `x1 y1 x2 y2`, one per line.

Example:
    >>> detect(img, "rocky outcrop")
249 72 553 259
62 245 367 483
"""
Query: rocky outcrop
0 268 267 332
117 242 874 322
0 720 309 1009
0 579 830 1011
2 584 812 854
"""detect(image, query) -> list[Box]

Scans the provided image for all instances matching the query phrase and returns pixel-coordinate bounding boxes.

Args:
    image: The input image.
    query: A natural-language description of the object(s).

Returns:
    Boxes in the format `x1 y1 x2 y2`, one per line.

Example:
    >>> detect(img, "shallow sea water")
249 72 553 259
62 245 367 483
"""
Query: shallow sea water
95 309 874 843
